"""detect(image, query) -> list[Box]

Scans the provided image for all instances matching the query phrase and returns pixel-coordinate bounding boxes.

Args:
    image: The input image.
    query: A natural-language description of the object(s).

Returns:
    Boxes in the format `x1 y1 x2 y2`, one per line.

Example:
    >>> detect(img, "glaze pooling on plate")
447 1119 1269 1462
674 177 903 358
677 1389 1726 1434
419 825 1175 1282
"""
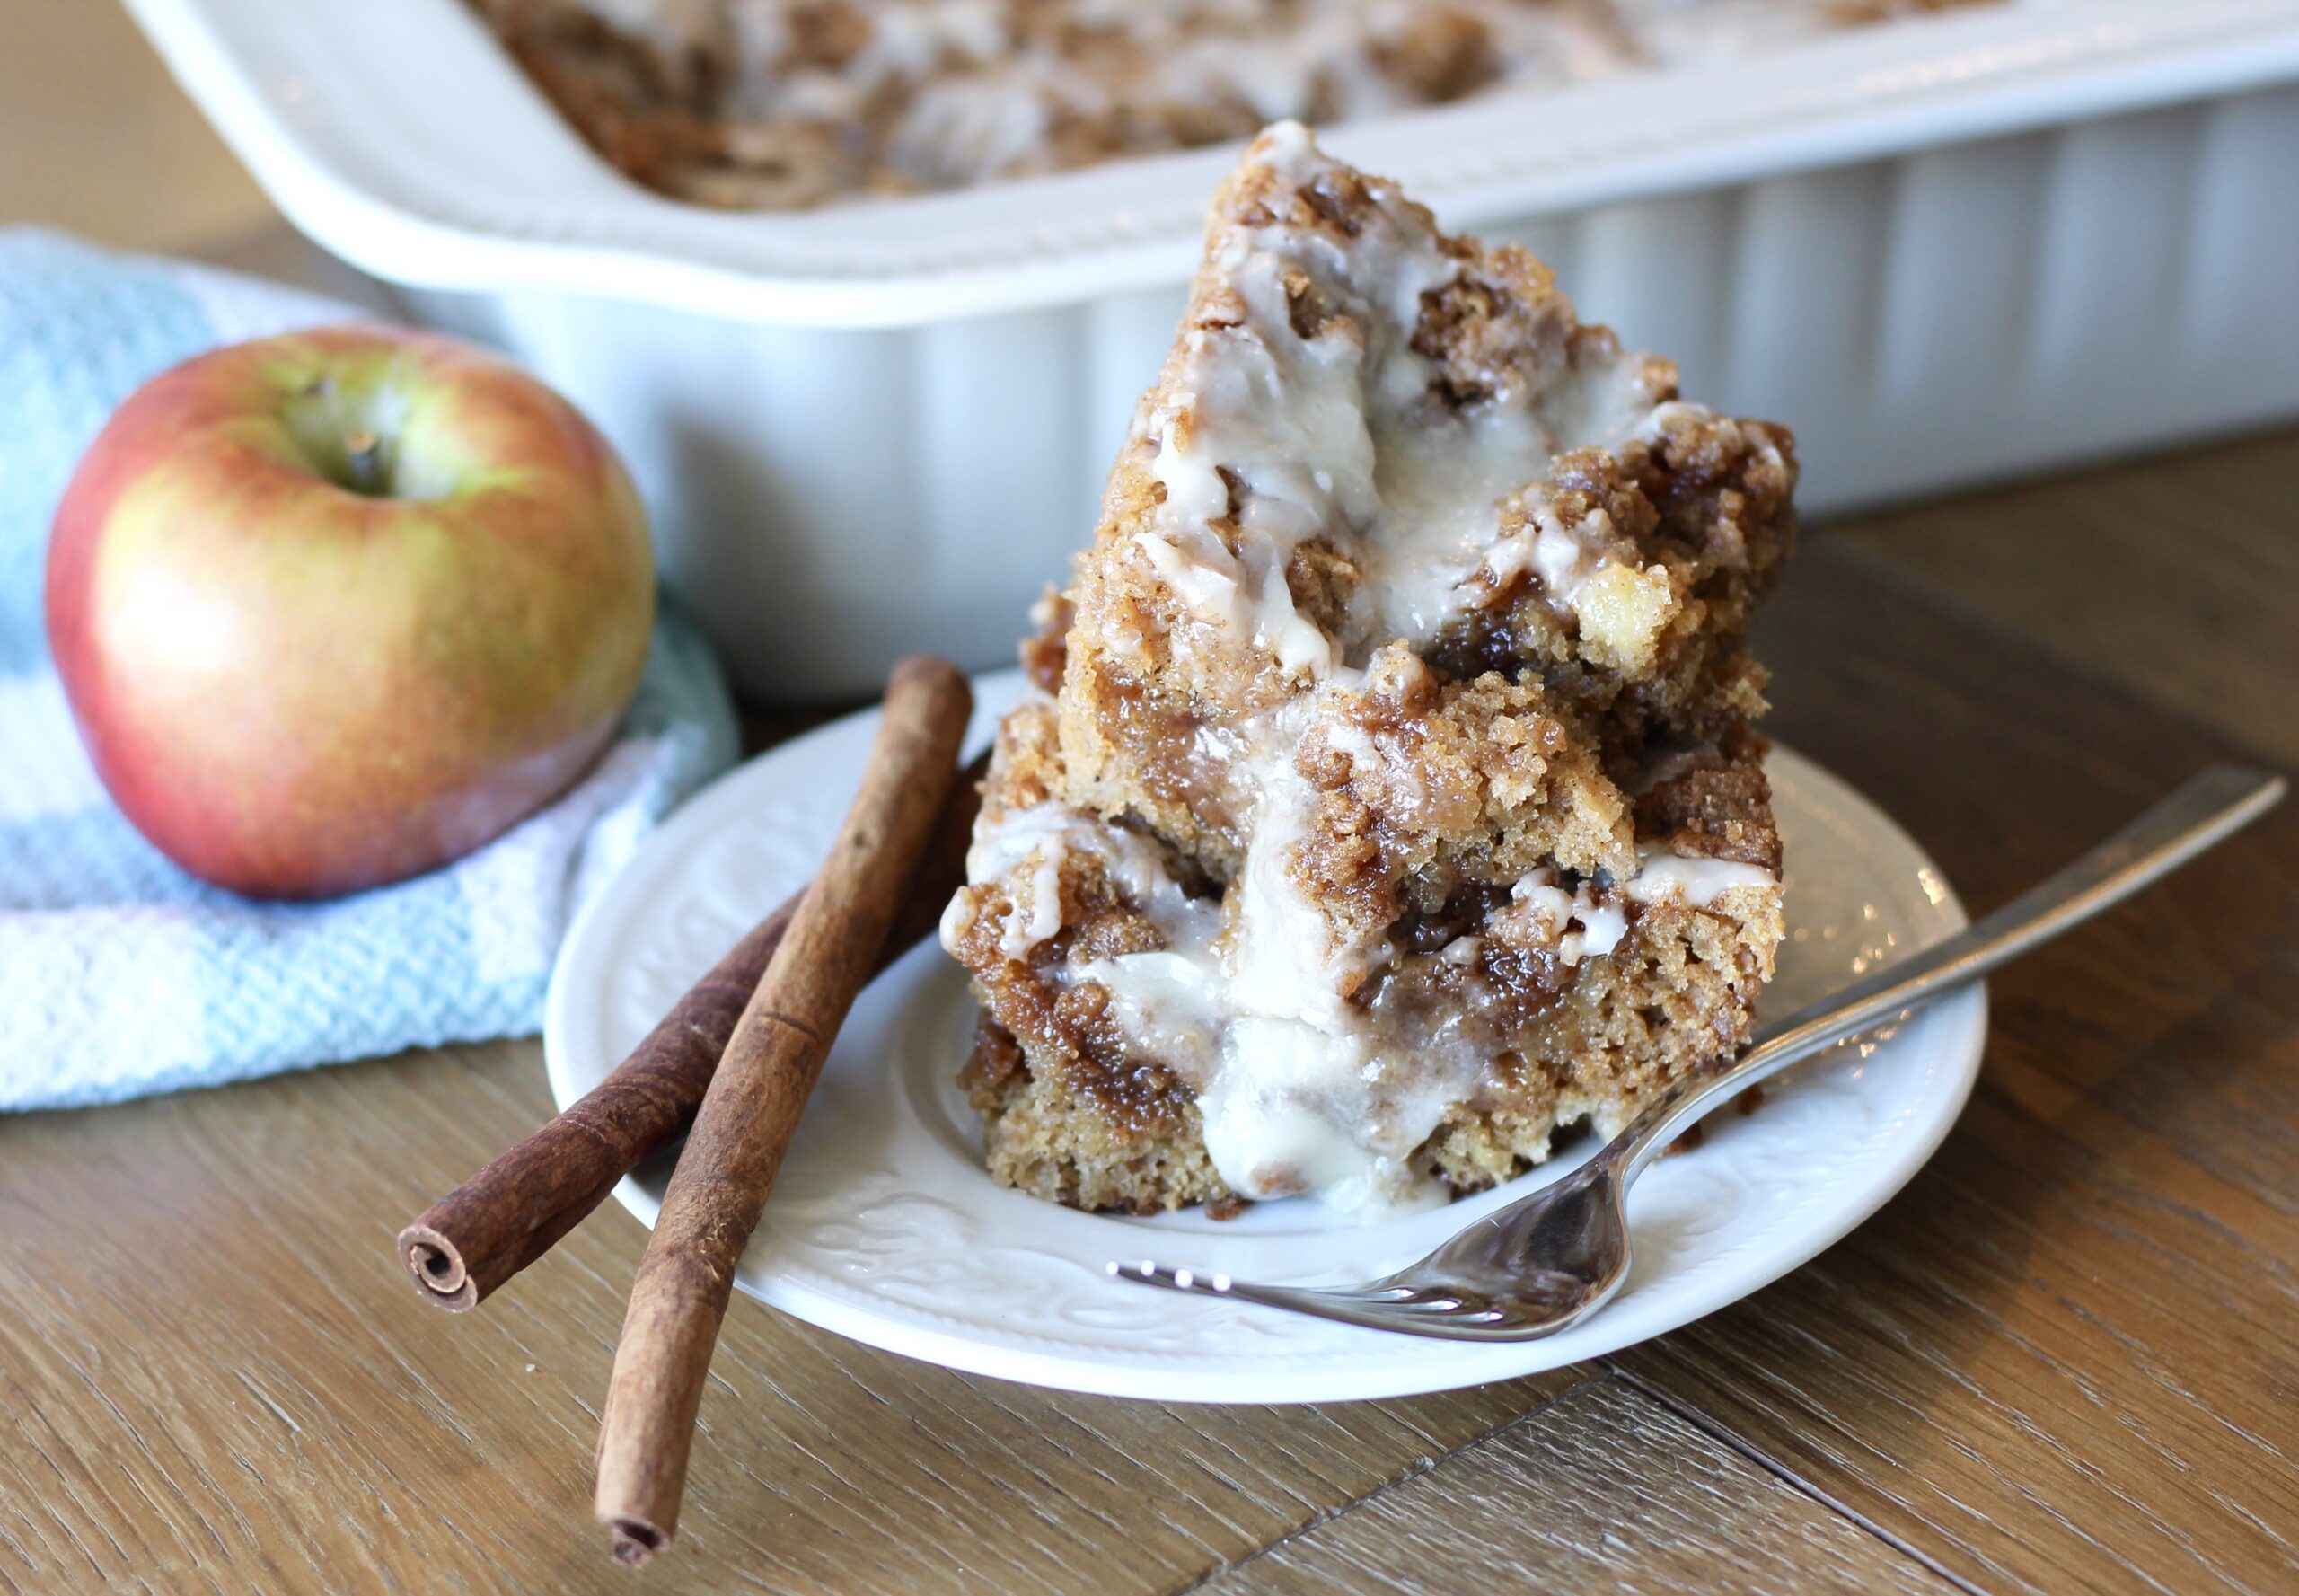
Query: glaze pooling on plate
545 671 1985 1402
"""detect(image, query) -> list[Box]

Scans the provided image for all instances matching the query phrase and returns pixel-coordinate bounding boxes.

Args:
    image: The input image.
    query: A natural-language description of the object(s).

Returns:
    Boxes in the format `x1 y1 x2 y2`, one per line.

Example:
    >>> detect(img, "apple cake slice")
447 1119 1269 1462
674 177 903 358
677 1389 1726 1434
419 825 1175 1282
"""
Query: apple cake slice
941 122 1796 1219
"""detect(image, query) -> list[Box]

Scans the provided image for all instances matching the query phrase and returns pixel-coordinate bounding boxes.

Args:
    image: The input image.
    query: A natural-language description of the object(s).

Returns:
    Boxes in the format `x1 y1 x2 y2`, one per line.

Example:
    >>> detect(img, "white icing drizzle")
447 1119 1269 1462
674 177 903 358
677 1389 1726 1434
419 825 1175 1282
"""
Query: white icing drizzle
1575 903 1630 957
1505 865 1625 966
1474 485 1627 610
952 800 1214 960
1622 845 1777 908
1137 121 1678 685
1075 692 1469 1216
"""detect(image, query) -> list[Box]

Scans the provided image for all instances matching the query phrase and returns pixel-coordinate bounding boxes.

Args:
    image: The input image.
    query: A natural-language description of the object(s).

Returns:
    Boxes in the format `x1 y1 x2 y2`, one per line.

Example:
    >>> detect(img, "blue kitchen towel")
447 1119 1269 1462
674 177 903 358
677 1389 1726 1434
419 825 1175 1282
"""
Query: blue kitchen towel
0 231 740 1109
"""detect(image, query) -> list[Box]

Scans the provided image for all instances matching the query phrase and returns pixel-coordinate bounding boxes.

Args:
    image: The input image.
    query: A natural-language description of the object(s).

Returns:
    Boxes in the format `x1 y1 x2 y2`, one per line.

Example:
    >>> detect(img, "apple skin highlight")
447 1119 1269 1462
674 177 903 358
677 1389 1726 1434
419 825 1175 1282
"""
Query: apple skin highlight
46 325 657 900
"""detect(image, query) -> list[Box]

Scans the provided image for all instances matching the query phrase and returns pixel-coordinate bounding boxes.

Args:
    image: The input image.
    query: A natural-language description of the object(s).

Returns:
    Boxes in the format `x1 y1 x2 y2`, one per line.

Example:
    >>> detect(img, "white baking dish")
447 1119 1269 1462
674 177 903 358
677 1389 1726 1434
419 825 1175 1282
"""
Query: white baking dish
128 0 2299 698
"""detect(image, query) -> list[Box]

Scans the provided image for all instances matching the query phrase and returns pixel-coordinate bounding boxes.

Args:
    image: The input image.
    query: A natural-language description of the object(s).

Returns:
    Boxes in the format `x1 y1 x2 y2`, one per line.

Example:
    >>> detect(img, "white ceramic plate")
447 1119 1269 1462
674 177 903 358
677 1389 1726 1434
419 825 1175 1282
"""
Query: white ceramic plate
546 673 1985 1403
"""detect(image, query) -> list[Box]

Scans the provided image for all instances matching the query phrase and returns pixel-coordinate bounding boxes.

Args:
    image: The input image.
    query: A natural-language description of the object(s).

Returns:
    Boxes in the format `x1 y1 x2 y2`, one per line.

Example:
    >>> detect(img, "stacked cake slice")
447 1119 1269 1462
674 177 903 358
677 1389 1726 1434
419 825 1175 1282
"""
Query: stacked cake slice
941 123 1797 1219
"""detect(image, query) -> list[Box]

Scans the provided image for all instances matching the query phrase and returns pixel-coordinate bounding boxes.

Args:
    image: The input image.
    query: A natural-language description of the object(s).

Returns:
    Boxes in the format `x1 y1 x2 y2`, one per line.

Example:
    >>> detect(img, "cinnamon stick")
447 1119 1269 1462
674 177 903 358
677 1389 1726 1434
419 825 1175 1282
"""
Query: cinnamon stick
396 745 985 1314
594 657 973 1565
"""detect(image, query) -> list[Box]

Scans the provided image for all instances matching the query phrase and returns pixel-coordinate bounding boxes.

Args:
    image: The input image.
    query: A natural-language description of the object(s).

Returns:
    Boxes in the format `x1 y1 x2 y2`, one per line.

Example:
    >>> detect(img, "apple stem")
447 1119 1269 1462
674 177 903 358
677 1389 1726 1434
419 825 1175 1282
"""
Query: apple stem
343 429 384 496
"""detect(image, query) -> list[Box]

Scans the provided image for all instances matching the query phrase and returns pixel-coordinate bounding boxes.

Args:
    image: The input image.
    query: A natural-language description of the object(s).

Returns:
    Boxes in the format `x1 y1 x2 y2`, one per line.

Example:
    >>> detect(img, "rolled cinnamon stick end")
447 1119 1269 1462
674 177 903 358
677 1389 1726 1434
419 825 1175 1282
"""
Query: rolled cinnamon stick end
595 657 973 1563
396 739 985 1313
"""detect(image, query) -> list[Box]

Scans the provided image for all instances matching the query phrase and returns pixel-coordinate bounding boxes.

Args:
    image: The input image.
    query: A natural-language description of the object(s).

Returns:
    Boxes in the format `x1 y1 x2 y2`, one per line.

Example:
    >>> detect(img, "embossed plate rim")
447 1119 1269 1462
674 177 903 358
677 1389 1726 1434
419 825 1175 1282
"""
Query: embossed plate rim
546 672 1986 1402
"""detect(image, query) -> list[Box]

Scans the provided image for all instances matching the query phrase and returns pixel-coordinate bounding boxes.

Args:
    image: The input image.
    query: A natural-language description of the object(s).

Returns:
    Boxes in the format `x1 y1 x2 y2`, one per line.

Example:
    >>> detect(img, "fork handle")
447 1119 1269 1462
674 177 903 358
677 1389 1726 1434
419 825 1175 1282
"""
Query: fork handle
1614 764 2286 1180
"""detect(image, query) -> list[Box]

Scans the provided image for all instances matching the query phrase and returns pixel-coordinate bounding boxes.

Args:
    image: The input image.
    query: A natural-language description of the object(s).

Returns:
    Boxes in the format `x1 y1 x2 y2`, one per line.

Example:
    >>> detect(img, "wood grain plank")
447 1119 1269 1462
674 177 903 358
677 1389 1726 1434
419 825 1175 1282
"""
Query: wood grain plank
0 1040 1579 1596
1833 428 2299 767
1607 550 2299 1596
1199 1378 1955 1595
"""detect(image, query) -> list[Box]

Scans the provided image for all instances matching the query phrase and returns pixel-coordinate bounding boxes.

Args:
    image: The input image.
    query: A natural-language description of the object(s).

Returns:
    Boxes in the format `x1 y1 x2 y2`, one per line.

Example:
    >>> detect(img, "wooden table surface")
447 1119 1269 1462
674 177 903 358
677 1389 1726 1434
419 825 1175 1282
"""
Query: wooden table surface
6 10 2298 1593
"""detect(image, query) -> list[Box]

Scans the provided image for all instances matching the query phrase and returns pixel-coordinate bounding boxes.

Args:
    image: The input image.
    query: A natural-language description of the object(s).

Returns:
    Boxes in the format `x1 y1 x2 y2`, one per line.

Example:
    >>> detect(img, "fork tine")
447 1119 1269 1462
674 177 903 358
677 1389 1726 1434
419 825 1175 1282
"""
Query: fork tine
1108 1257 1589 1341
1213 1280 1522 1336
1107 1260 1516 1336
1107 1259 1410 1306
1105 1260 1234 1295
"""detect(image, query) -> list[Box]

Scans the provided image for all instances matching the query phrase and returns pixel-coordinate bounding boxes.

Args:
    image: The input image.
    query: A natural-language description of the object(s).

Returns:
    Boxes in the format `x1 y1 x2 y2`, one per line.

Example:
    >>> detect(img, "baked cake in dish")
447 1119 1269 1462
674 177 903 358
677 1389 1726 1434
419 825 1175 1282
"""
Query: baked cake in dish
940 122 1796 1219
472 0 1999 211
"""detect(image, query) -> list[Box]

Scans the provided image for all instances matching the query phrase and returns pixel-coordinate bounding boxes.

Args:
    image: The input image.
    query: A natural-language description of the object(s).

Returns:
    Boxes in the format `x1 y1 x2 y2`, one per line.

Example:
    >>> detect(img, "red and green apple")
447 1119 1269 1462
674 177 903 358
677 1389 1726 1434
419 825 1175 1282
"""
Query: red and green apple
46 325 656 900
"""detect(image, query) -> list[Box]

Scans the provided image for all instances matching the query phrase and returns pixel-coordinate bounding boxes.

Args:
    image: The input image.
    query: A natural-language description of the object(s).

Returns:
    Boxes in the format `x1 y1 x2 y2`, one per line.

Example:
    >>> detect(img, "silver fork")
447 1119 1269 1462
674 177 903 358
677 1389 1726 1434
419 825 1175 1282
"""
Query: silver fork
1110 765 2285 1341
